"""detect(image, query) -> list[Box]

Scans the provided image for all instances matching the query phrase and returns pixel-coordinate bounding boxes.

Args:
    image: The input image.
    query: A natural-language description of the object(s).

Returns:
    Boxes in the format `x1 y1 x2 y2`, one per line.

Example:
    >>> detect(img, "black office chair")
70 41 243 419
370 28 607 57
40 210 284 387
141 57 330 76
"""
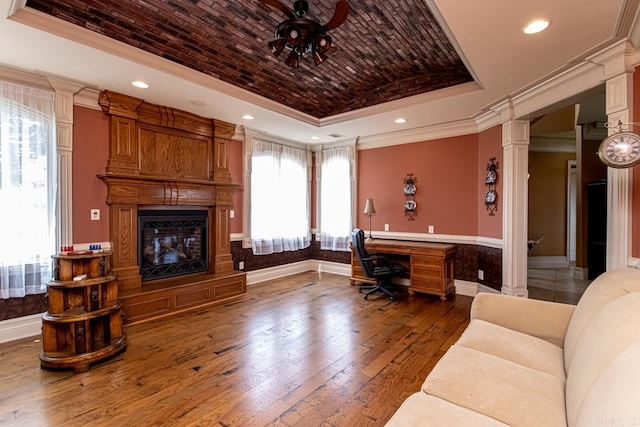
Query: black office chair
351 228 405 300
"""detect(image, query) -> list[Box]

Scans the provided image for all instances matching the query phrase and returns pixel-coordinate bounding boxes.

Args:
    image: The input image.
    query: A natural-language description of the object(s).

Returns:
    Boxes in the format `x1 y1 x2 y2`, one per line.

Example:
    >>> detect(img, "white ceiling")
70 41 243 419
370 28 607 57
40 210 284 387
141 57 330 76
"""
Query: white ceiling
0 0 636 144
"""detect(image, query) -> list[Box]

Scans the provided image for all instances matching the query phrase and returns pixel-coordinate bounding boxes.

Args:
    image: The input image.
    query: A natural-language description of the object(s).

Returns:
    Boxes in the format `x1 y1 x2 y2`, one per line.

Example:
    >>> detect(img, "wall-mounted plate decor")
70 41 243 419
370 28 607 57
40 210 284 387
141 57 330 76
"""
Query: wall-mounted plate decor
404 181 417 195
485 169 497 184
485 190 496 204
485 157 498 216
404 173 417 220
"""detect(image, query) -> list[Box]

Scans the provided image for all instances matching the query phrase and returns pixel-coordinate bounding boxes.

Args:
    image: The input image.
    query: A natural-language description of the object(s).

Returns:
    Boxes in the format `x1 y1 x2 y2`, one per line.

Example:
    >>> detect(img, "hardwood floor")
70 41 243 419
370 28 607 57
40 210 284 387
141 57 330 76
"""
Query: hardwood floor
0 272 472 426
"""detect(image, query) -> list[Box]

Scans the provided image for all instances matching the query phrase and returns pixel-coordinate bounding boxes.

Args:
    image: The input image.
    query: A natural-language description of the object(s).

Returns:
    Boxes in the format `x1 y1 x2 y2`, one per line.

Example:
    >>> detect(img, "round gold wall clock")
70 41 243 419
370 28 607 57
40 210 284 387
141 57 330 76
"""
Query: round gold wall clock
597 132 640 168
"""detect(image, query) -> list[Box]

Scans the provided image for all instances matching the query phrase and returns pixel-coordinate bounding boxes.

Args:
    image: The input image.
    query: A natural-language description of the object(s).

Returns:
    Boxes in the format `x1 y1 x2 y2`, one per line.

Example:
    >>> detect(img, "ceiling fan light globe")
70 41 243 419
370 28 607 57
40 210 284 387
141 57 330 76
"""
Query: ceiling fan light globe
285 26 302 46
319 35 332 52
268 38 286 56
312 50 326 65
285 50 300 67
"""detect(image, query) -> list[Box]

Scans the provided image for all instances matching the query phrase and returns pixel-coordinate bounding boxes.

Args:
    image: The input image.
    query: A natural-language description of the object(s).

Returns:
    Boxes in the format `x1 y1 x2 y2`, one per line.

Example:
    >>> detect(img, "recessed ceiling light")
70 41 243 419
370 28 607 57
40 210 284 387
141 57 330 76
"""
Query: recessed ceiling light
522 19 550 35
131 80 149 89
242 114 254 120
311 136 320 140
394 118 407 124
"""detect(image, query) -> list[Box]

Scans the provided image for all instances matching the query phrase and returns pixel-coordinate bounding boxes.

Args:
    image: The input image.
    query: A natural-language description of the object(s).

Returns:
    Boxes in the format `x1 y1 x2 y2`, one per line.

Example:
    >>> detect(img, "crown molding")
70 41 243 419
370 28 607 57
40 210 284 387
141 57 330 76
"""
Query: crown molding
74 88 100 110
0 62 50 90
357 118 479 150
318 81 482 127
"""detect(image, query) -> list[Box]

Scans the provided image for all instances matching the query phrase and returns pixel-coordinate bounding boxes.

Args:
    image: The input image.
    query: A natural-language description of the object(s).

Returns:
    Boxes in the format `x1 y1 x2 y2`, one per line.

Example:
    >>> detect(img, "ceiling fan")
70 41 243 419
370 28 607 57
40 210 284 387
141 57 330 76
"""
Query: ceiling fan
259 0 350 67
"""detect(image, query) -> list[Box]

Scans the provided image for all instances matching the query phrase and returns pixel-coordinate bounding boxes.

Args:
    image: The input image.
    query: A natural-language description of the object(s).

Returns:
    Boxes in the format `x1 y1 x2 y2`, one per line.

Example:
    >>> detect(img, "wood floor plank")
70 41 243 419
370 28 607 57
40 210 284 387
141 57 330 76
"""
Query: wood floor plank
0 272 472 426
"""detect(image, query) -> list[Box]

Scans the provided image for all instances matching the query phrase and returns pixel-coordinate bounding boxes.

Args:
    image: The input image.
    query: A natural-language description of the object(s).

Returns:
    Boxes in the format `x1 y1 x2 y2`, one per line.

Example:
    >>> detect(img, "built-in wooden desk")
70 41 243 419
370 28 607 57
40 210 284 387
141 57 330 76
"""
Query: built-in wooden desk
350 239 456 301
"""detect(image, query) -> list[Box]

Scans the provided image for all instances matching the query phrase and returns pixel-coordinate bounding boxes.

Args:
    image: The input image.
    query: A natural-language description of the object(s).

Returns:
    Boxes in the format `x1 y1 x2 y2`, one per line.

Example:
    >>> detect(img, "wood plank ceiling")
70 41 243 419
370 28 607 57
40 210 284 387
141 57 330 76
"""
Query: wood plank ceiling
24 0 473 119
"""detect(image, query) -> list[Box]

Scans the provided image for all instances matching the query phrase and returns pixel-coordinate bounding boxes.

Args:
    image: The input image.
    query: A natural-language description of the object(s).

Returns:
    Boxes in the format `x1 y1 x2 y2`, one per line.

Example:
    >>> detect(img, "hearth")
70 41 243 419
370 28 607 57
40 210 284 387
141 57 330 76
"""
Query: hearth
138 210 208 282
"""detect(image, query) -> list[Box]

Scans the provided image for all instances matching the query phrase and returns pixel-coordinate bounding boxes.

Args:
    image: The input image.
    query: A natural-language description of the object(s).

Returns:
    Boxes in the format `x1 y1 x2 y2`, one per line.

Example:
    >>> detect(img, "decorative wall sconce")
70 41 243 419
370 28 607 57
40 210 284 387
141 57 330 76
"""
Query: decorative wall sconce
485 158 498 216
404 173 417 220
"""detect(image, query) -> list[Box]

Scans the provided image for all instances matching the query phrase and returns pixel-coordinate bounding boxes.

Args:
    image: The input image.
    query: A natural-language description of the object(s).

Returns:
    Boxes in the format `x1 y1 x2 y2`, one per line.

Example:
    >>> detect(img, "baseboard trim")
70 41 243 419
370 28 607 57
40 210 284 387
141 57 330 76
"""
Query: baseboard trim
477 283 501 294
527 256 569 269
573 267 587 280
454 279 477 297
246 260 314 285
628 257 640 269
0 313 42 344
313 260 352 276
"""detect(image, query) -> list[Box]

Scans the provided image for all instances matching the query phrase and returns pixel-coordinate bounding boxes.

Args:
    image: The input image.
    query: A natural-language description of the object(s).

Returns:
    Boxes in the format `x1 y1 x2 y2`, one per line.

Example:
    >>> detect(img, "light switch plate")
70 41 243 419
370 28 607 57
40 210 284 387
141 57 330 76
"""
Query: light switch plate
91 209 100 221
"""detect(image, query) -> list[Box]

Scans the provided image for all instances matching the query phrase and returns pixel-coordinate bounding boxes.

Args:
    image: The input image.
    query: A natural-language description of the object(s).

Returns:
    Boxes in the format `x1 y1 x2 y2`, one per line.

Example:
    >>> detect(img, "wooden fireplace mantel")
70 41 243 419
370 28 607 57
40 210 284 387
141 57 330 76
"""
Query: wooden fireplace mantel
98 90 246 323
98 173 240 207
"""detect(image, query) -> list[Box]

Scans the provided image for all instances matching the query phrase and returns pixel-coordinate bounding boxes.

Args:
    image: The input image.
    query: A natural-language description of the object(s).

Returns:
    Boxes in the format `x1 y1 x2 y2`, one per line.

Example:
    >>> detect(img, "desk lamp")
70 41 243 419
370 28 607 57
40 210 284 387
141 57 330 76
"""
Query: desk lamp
363 198 376 241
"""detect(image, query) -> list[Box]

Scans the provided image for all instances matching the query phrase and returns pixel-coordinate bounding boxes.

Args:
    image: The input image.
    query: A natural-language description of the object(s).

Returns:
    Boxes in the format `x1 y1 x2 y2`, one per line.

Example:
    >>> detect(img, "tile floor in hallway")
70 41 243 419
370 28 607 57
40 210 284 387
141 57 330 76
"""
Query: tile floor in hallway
527 265 592 304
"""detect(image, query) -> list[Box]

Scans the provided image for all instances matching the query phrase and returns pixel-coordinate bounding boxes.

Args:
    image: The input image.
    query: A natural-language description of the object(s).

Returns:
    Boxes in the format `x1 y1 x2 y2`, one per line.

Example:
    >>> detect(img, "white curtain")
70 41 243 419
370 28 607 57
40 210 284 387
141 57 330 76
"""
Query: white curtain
0 81 56 299
319 146 353 251
251 139 310 255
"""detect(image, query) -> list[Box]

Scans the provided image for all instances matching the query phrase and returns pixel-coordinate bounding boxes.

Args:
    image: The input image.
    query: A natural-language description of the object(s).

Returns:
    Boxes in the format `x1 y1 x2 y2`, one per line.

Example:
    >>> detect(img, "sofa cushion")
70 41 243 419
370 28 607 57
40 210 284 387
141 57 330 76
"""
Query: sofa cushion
564 268 640 372
574 341 640 426
423 345 566 427
385 392 509 427
470 293 575 347
565 293 640 426
456 319 565 380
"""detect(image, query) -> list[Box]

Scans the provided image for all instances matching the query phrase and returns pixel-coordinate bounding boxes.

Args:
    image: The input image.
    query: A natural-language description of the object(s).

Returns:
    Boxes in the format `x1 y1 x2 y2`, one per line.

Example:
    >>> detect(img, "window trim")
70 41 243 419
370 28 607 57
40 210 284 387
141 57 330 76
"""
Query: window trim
242 128 313 249
314 140 357 248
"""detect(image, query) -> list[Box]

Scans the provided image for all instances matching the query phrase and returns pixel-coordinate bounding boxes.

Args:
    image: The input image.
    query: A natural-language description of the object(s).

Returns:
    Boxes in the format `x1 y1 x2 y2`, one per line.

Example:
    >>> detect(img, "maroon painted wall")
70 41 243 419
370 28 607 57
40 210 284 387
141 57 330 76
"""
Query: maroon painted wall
357 134 479 236
72 106 110 244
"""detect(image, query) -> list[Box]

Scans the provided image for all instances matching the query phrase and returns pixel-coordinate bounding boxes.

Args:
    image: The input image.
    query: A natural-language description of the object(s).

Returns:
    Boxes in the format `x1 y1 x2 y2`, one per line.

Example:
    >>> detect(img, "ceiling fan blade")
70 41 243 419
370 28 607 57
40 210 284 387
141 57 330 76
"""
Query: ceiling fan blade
324 1 350 30
257 0 295 19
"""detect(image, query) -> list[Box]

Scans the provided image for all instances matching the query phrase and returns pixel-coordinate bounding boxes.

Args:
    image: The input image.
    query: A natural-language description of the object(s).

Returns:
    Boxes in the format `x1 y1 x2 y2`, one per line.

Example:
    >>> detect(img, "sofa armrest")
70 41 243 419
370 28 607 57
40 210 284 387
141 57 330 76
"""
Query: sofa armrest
470 293 576 348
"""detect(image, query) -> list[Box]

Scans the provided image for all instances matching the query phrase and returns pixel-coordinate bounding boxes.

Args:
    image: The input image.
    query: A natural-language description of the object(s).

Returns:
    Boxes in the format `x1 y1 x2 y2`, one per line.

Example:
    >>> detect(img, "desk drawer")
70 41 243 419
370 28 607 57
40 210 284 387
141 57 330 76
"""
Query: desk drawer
411 266 444 290
411 255 444 269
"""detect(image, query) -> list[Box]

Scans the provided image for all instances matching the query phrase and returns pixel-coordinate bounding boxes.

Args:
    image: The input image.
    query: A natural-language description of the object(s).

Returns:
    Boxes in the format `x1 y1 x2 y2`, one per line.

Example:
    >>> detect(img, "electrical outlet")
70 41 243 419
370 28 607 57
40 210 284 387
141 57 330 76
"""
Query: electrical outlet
384 224 390 231
91 209 100 221
428 225 434 233
238 261 244 270
478 270 484 280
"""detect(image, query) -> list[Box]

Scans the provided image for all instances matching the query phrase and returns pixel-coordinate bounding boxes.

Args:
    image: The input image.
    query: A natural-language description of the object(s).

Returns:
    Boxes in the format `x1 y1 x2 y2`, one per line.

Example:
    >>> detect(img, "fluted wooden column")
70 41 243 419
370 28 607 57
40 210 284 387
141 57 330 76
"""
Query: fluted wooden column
605 72 633 270
501 120 530 297
47 77 85 248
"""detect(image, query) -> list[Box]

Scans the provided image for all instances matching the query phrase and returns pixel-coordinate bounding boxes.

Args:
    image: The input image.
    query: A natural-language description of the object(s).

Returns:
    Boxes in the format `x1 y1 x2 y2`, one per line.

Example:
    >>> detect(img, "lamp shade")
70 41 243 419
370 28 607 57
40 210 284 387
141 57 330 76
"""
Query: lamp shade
363 198 376 215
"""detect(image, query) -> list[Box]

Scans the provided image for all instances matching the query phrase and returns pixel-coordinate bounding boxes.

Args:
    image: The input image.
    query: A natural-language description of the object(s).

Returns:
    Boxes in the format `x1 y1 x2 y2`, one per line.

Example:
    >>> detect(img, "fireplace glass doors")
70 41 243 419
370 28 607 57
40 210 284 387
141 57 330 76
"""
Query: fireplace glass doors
138 210 208 281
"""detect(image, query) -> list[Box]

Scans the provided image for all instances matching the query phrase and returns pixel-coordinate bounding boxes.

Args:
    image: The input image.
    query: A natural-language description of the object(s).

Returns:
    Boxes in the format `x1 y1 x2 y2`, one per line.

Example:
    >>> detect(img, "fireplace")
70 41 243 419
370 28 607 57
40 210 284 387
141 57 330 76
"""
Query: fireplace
98 90 246 324
138 210 208 281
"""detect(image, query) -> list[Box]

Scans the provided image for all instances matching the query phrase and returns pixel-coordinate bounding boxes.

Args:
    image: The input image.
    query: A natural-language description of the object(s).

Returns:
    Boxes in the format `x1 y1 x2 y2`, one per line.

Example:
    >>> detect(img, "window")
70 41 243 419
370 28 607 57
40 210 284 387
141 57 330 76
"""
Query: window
0 81 56 298
319 145 355 251
250 139 310 255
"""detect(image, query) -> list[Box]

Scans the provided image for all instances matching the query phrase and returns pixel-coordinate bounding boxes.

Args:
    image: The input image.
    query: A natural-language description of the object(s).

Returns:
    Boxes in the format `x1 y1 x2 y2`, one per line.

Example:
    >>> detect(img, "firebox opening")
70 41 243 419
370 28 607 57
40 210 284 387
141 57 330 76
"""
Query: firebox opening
138 210 208 282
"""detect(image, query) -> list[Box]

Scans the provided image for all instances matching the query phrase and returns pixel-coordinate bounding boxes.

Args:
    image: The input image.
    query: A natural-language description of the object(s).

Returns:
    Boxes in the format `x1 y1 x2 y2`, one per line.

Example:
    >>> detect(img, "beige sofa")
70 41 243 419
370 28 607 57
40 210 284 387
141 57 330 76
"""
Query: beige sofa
386 268 640 426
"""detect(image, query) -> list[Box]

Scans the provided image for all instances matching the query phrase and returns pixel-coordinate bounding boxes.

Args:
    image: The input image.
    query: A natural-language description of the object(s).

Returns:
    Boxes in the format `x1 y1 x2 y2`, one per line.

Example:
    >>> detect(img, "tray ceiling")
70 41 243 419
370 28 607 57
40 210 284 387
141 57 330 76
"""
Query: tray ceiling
24 0 473 119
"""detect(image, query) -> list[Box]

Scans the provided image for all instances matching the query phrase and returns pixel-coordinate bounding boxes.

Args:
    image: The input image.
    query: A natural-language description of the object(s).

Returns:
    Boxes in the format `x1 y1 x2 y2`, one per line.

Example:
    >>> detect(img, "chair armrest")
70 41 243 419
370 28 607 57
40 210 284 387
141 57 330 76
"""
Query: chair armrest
470 293 576 348
363 254 393 269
